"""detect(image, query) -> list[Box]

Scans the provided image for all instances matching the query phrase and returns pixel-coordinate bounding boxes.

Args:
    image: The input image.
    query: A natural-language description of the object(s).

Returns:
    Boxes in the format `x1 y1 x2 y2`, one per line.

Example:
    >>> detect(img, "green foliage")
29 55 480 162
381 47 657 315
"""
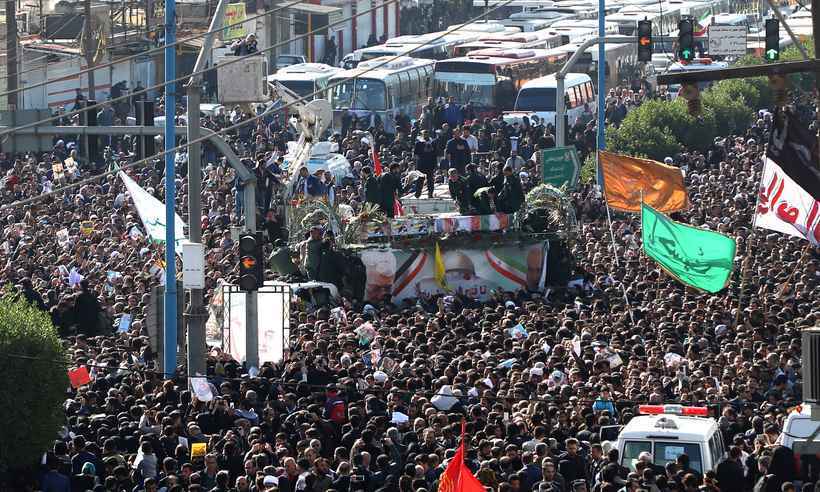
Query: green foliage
0 293 68 471
581 153 597 183
702 89 754 136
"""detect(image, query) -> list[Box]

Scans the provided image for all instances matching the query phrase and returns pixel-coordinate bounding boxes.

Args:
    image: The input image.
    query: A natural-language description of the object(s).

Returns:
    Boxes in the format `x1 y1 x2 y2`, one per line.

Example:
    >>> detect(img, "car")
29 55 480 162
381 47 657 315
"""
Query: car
776 404 820 483
615 405 726 475
276 54 307 71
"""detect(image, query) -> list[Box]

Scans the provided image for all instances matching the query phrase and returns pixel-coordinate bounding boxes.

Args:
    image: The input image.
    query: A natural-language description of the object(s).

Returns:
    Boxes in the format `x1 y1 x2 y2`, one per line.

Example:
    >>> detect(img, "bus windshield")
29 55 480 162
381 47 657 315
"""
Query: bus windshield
331 79 387 111
432 80 494 107
280 80 316 99
515 87 556 112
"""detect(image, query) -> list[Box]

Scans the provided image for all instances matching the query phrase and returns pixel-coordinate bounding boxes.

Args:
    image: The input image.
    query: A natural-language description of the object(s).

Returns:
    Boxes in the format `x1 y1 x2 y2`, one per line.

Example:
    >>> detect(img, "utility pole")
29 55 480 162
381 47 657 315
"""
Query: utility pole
163 0 177 378
184 0 227 378
812 0 820 163
84 0 96 100
146 0 153 35
6 0 18 109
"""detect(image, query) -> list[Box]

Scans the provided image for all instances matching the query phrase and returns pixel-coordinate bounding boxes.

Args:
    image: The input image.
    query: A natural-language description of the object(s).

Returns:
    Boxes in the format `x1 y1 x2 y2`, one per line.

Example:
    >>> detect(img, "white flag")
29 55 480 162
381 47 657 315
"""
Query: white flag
754 158 820 246
118 171 189 253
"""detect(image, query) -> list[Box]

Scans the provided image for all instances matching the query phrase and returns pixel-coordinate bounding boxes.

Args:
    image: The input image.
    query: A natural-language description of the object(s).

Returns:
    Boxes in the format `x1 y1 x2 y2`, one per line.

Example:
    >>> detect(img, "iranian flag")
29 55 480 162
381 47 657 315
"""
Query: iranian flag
694 10 712 36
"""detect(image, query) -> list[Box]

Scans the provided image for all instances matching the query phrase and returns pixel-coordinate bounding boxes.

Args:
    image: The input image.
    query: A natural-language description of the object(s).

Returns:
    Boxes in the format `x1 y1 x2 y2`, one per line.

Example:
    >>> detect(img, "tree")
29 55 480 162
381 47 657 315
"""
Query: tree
0 293 68 471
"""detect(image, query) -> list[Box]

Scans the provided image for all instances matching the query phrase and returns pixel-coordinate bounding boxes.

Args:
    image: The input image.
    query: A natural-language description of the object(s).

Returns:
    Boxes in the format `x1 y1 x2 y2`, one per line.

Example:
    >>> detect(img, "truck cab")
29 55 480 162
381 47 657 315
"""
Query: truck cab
616 405 726 475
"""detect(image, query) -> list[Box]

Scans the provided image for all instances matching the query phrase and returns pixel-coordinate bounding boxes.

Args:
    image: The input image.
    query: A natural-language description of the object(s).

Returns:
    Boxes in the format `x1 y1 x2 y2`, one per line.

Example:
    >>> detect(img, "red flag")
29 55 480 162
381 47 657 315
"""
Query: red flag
438 423 484 492
68 366 91 388
393 193 404 217
372 146 383 176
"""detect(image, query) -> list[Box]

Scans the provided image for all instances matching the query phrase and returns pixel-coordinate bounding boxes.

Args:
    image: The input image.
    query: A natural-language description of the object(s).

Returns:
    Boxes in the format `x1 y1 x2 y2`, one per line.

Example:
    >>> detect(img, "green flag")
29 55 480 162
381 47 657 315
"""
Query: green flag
641 202 736 293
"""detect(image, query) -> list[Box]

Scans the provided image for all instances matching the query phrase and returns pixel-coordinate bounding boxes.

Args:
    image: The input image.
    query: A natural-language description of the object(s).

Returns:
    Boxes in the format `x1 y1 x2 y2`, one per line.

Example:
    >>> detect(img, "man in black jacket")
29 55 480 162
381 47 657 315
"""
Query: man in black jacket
464 163 490 213
413 129 438 198
379 163 404 218
495 164 525 214
716 446 745 492
361 166 381 209
447 168 471 215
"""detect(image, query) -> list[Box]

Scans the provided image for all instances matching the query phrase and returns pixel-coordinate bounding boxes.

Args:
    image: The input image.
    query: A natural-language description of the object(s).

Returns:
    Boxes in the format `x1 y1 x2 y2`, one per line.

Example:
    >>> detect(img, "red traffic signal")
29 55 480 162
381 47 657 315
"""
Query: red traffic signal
637 20 652 62
238 233 263 291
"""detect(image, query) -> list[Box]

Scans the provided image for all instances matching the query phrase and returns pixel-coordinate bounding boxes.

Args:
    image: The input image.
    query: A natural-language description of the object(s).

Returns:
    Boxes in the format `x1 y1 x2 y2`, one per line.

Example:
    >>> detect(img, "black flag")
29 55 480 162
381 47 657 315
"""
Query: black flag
767 108 820 201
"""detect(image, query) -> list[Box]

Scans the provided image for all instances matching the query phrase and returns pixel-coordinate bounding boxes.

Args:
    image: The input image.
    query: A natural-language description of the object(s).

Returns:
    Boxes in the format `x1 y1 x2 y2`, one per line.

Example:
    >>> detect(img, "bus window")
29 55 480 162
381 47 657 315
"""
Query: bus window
331 79 387 111
496 79 517 111
623 441 652 471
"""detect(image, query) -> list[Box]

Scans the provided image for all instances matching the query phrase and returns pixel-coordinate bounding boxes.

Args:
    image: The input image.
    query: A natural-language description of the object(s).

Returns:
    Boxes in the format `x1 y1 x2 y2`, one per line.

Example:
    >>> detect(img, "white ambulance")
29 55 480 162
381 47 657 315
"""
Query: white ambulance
616 405 726 474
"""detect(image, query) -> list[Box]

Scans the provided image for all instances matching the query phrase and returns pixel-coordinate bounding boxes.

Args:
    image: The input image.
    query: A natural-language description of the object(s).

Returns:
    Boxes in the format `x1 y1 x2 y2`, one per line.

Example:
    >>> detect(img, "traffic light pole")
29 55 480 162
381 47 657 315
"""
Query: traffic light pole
763 0 809 60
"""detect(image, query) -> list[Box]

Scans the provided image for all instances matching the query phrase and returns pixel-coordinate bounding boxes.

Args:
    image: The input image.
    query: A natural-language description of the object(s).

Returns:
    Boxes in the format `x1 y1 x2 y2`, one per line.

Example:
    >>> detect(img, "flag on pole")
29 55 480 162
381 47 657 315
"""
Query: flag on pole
641 202 736 293
119 171 188 253
434 242 449 291
768 108 820 201
755 157 820 245
599 151 689 213
438 422 485 492
372 146 383 176
393 193 404 217
694 10 712 36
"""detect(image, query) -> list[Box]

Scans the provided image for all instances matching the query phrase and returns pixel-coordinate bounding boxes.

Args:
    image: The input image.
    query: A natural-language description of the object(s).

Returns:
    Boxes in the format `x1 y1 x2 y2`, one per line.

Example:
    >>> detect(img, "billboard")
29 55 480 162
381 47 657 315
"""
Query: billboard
362 241 550 303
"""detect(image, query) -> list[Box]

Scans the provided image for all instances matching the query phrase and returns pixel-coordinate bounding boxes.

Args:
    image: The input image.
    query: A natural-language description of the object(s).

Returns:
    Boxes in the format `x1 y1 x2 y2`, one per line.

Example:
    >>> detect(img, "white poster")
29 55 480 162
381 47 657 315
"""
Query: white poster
224 286 290 364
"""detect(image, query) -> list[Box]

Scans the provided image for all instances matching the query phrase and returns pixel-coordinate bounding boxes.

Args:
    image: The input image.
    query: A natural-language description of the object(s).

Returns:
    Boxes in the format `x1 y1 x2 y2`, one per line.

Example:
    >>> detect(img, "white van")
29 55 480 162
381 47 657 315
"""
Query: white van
616 405 726 475
502 72 595 127
776 404 820 483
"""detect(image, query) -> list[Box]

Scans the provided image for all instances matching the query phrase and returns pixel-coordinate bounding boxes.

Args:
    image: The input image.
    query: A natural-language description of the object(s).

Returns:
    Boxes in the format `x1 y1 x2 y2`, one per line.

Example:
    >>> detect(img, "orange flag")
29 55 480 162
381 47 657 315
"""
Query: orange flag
438 423 485 492
599 150 689 213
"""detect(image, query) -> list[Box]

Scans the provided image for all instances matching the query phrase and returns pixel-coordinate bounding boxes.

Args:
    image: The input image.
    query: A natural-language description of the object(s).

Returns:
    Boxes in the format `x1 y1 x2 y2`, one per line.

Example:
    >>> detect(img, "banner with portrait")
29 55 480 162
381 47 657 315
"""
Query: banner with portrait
361 241 550 303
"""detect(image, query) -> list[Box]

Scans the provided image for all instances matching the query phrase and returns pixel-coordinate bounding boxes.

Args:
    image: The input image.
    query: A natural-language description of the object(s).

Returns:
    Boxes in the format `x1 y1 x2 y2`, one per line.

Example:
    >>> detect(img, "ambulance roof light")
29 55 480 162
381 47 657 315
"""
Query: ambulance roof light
639 405 708 416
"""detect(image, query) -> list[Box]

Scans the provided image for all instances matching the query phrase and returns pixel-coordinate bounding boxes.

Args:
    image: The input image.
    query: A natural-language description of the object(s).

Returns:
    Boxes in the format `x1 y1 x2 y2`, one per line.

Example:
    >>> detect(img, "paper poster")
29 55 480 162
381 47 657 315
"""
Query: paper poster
664 446 686 461
191 442 207 458
64 157 78 175
118 314 132 333
52 161 65 180
80 221 94 235
190 377 214 402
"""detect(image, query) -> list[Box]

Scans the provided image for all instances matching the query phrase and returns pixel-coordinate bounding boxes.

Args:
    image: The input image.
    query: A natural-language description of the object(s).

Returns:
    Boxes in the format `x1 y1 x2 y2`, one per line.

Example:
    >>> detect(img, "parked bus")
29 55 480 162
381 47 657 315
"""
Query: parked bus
550 41 638 88
329 56 435 134
606 3 682 36
502 72 596 127
432 48 568 116
266 63 342 100
452 29 565 56
342 32 477 68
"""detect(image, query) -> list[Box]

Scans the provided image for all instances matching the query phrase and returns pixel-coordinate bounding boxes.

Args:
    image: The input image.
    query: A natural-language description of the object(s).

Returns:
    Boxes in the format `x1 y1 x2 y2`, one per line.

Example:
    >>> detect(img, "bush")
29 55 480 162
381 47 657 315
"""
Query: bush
702 90 754 136
581 153 597 183
0 293 68 471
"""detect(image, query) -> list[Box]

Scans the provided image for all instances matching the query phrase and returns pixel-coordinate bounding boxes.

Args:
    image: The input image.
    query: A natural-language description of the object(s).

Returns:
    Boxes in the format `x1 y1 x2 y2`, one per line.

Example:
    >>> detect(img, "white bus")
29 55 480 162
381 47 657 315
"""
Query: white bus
502 72 595 127
266 63 343 100
329 56 435 134
342 32 476 68
452 29 565 56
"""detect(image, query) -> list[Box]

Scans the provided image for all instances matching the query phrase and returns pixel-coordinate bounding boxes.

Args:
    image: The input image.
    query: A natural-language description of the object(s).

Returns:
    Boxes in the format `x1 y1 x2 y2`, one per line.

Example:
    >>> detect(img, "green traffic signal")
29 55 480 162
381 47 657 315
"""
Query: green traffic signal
765 48 779 60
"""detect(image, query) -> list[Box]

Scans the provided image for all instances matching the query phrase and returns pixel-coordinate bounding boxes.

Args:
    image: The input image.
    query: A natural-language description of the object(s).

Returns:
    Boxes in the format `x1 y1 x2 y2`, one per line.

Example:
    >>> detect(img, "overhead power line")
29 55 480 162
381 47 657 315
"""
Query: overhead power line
0 0 401 139
0 0 306 99
0 0 519 213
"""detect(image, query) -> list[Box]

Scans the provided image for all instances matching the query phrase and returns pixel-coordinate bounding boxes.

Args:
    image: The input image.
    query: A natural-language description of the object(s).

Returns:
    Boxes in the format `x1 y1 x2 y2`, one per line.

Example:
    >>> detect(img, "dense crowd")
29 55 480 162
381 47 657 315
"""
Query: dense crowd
1 81 818 492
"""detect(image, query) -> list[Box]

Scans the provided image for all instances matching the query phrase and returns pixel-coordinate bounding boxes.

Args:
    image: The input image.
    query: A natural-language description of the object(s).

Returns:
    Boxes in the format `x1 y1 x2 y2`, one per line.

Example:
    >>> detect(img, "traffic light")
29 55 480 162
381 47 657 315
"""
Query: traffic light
765 18 780 61
638 20 653 62
238 233 263 291
678 19 695 62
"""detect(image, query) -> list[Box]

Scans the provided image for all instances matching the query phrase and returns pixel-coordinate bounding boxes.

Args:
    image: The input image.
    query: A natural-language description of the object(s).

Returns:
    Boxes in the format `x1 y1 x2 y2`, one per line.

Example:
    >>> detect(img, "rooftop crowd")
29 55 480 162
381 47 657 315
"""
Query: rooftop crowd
1 81 817 492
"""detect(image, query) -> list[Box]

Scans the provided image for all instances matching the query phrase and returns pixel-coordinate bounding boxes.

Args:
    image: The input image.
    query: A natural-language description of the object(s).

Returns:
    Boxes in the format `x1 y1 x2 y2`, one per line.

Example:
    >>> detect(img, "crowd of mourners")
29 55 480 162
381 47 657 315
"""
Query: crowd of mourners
1 78 818 492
